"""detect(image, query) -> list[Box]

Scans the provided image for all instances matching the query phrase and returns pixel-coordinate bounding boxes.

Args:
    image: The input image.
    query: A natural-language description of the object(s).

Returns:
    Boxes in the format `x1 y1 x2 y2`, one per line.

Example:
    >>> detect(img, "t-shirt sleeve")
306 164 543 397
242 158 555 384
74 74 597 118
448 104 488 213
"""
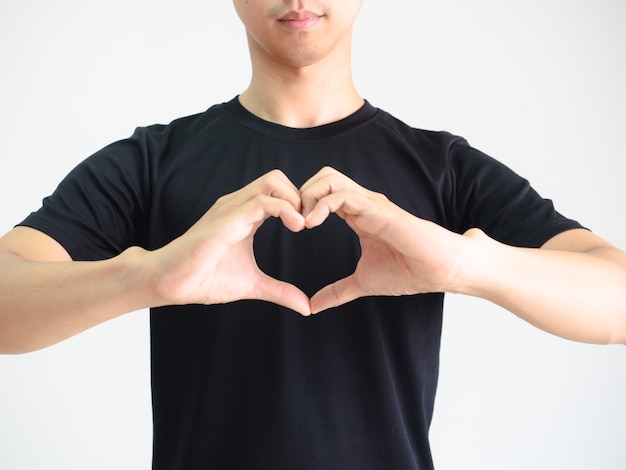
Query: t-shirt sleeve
17 127 152 261
447 140 584 248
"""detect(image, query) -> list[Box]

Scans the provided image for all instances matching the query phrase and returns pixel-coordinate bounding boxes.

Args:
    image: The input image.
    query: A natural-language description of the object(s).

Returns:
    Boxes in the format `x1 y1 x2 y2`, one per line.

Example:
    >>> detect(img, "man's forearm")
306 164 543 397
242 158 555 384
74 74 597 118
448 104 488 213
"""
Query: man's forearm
456 229 626 344
0 247 153 354
0 171 317 354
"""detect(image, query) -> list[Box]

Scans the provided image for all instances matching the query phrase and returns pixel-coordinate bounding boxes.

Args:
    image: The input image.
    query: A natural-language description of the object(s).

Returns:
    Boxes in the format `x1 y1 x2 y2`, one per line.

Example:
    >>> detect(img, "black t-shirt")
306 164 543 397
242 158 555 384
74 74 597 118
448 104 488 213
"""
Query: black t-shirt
20 97 582 469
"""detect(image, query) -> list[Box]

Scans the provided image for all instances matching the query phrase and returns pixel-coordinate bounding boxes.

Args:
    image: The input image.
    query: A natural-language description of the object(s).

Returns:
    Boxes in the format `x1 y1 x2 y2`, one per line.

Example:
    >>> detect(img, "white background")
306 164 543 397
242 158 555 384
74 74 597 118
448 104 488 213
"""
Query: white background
1 1 625 469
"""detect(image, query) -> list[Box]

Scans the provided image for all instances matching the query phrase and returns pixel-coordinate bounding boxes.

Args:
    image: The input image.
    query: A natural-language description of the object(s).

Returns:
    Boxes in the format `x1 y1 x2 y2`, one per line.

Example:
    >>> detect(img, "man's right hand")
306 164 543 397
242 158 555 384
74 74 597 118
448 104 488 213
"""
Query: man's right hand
0 169 310 354
145 169 311 315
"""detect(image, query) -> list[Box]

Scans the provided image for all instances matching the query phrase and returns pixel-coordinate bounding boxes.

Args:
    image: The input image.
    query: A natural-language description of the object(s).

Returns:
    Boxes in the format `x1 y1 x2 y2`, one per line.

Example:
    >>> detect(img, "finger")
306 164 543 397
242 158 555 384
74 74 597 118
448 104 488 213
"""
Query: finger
239 194 306 233
303 190 350 228
252 273 312 316
206 195 305 250
304 189 382 233
252 169 303 213
300 167 356 217
309 275 364 314
222 169 303 215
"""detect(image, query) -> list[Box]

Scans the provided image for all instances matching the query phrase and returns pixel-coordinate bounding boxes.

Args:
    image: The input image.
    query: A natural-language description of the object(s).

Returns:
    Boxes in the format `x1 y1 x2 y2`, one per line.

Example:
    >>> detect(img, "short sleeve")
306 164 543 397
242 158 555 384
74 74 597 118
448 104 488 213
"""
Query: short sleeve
447 141 584 248
18 128 152 261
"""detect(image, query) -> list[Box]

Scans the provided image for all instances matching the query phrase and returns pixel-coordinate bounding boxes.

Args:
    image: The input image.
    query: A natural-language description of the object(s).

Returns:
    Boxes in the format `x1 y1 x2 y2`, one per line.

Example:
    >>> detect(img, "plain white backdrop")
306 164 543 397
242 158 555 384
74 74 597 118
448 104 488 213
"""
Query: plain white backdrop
1 1 625 469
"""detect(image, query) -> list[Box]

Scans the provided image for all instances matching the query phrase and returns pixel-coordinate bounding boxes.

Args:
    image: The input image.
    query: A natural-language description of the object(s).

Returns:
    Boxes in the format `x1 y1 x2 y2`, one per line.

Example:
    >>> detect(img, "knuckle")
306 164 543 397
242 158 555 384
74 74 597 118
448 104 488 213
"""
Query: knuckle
250 193 271 208
261 169 289 194
213 193 231 208
265 168 286 183
373 191 390 203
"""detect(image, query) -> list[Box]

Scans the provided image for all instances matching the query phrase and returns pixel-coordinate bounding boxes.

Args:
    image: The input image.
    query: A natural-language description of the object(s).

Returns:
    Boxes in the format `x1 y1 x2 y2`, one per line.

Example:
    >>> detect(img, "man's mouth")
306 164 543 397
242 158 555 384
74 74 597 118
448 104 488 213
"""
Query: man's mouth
278 11 323 30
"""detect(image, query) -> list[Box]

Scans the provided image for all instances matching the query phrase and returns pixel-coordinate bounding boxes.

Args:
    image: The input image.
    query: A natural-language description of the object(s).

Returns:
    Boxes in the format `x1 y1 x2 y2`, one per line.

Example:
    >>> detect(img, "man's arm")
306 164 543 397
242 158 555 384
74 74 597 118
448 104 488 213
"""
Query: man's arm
302 167 626 344
453 228 626 344
0 170 311 354
0 227 154 354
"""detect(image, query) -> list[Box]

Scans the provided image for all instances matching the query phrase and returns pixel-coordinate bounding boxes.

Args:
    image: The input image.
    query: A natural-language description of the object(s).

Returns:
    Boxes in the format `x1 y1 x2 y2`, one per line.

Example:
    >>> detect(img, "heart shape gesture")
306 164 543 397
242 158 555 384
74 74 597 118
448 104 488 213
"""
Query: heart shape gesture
150 167 469 315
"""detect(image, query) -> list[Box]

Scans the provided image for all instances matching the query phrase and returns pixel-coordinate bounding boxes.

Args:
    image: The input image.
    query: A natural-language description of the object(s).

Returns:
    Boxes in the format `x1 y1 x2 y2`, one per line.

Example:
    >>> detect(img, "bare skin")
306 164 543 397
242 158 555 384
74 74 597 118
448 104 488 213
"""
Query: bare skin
0 171 311 353
233 0 364 127
1 0 625 353
299 167 626 344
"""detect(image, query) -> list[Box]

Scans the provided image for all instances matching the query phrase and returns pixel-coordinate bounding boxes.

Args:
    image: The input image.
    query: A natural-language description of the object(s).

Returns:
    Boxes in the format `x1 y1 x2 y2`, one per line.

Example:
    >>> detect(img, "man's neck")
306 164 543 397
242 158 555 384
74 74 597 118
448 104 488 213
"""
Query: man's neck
238 50 363 129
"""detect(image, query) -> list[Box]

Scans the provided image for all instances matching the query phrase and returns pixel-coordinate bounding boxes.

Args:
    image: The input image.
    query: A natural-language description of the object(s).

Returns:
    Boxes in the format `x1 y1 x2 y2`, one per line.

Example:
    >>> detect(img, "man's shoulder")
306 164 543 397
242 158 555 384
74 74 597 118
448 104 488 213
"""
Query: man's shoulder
371 105 467 153
140 100 233 139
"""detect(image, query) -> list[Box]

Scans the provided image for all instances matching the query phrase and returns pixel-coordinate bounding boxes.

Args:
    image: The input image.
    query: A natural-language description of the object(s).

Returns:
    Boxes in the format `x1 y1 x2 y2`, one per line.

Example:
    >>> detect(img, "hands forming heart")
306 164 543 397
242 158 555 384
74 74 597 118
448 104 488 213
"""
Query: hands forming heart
150 167 471 315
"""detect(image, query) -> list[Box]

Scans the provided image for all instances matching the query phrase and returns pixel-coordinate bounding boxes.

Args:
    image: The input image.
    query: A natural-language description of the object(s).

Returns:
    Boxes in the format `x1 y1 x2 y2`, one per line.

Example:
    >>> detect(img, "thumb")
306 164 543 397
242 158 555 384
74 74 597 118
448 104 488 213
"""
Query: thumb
253 274 312 316
309 275 363 314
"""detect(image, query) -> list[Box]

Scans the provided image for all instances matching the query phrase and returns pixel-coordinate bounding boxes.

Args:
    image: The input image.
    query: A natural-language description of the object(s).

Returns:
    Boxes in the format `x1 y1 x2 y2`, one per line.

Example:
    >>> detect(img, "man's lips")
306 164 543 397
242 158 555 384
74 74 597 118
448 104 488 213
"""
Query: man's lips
278 11 322 30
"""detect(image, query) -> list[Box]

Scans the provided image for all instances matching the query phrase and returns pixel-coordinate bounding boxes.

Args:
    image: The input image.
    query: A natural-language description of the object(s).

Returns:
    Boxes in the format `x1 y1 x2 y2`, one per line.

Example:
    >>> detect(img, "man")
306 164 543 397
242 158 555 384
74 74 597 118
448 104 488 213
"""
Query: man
1 1 625 469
